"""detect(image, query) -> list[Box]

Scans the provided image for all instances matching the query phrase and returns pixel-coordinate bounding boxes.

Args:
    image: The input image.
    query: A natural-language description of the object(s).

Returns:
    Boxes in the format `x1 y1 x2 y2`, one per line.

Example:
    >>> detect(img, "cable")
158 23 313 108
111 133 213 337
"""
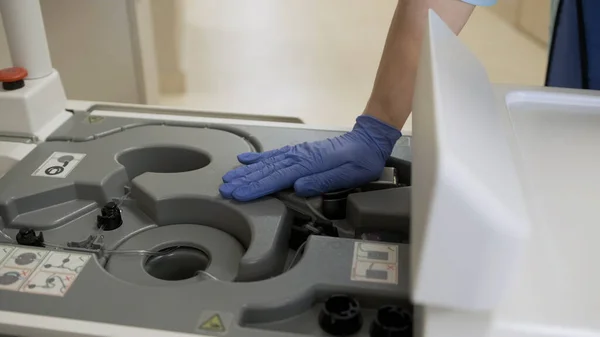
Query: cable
0 228 15 243
44 243 97 254
114 190 131 207
285 241 307 271
44 242 183 257
305 199 330 223
103 248 181 256
304 223 322 235
195 270 219 281
0 234 154 255
47 241 220 280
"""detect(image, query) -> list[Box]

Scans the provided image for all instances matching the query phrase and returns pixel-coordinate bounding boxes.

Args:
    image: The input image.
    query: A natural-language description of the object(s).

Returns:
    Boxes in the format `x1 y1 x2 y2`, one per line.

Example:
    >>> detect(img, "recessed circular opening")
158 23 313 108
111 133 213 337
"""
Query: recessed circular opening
117 146 211 179
319 295 363 336
376 306 411 330
324 295 358 318
144 246 210 281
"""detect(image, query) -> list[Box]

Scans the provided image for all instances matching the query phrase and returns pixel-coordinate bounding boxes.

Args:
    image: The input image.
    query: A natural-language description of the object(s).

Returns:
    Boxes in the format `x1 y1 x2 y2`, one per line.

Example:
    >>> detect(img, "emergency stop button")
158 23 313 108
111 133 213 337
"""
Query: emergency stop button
0 67 27 91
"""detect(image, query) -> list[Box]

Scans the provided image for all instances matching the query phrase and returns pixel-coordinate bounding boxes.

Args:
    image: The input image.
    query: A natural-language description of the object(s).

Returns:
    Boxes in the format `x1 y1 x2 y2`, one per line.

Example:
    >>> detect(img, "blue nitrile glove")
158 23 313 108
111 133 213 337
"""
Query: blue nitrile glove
220 115 402 201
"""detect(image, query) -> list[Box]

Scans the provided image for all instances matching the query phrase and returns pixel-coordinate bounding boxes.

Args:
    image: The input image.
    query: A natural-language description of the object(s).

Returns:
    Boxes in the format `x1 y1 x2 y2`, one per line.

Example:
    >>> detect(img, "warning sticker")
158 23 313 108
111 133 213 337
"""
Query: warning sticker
0 244 91 297
351 242 399 285
85 116 104 124
196 311 233 335
32 152 86 179
201 315 225 332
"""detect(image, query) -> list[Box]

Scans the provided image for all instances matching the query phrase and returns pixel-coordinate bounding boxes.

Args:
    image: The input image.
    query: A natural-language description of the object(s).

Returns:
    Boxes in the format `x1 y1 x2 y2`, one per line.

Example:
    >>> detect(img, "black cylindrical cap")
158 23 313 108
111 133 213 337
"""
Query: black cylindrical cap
321 188 354 220
370 306 412 337
322 188 354 201
319 294 363 336
0 67 27 91
2 80 25 91
97 202 123 231
16 228 44 247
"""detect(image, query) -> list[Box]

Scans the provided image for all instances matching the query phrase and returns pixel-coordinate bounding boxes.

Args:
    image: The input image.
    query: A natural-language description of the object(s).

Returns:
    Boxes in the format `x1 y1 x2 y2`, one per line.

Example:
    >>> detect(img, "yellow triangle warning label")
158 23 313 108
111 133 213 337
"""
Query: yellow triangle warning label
86 116 104 124
199 314 225 332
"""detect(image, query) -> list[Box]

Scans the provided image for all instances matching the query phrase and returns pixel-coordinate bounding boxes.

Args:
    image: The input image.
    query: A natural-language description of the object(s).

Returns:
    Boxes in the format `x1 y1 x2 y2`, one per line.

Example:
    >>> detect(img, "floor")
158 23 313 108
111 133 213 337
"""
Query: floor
159 1 549 130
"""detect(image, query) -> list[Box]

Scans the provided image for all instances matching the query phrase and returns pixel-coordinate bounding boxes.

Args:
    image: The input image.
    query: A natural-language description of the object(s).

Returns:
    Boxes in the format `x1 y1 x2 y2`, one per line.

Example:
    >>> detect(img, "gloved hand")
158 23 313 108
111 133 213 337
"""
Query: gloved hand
220 115 402 201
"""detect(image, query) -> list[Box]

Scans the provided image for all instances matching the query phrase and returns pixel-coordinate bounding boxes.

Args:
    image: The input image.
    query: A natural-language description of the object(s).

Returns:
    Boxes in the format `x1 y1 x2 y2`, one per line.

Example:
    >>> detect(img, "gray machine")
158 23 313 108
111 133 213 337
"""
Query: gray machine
0 111 413 337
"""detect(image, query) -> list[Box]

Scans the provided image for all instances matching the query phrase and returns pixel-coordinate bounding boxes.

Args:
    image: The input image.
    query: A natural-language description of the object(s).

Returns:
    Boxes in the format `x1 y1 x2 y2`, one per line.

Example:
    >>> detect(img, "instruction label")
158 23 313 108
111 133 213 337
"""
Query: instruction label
351 242 399 285
32 152 86 178
196 311 233 335
0 246 14 264
0 244 91 296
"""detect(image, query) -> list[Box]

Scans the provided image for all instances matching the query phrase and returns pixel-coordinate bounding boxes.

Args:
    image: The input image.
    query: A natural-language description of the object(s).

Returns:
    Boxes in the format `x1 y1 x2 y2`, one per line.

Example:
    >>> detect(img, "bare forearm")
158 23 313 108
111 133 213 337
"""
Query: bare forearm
364 0 474 129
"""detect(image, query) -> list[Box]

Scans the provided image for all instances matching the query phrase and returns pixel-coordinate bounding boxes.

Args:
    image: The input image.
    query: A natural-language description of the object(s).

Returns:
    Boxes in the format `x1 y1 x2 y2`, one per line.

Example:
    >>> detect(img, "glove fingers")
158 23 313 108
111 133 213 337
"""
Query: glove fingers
219 178 246 199
293 164 364 197
223 154 288 182
242 158 296 182
237 146 291 165
220 159 295 198
230 164 308 201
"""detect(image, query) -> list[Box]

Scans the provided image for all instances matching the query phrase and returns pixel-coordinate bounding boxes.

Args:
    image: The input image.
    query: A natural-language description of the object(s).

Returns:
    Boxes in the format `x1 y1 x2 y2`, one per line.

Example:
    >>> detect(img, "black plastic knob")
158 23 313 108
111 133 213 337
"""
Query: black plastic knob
321 188 354 220
319 295 363 336
97 202 123 231
0 67 27 91
16 228 44 247
2 80 24 90
370 306 412 337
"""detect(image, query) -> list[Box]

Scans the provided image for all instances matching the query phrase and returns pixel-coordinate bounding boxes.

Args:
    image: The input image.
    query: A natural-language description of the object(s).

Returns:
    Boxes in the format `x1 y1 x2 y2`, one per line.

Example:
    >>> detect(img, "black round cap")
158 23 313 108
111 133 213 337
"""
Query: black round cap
97 202 123 231
2 80 25 91
0 67 27 91
370 306 412 337
322 188 354 200
16 228 44 247
319 294 363 336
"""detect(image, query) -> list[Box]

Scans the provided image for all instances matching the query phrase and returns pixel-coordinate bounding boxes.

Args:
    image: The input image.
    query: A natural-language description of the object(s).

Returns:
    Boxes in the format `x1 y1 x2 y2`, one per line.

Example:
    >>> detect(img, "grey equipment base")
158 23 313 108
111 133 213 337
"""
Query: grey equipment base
0 112 412 337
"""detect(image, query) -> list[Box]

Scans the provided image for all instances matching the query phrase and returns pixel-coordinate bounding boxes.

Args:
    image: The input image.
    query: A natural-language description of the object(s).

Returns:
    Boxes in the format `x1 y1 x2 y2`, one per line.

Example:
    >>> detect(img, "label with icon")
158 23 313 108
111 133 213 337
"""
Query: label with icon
31 152 86 178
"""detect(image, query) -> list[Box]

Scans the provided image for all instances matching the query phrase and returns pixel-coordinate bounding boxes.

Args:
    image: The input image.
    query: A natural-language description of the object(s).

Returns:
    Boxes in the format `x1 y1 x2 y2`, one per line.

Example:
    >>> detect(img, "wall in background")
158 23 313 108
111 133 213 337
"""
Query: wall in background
1 0 550 121
0 15 11 69
0 0 159 104
150 0 186 95
489 0 552 45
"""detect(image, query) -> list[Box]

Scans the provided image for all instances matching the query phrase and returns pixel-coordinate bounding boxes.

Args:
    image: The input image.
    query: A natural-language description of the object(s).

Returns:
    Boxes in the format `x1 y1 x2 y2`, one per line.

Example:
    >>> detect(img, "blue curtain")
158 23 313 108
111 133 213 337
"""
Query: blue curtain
546 0 600 90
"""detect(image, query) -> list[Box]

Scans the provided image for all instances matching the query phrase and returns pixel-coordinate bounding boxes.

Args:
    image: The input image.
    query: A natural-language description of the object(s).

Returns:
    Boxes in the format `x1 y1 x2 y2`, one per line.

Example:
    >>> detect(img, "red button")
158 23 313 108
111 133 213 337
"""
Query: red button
0 67 28 83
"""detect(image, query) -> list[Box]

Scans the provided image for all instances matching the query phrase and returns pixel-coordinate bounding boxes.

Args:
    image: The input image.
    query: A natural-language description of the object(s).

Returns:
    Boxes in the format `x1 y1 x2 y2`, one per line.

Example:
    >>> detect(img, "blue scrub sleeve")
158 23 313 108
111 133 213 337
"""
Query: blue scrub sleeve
462 0 497 5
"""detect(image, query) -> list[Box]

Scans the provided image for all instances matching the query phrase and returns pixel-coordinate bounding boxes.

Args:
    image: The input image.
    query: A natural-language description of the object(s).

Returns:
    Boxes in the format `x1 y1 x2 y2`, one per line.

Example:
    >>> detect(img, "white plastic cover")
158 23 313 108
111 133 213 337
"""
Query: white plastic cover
410 11 531 311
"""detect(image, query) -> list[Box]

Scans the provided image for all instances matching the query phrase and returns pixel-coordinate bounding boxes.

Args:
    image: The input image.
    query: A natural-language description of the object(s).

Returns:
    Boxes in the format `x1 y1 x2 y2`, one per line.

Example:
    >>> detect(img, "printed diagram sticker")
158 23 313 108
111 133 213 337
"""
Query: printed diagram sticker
0 244 91 296
351 242 399 284
32 152 86 178
22 252 91 296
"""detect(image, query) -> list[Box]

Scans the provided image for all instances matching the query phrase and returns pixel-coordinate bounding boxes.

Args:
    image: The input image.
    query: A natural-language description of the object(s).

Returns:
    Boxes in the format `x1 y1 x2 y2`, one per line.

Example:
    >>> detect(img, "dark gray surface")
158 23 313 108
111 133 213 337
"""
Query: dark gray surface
347 187 411 238
0 113 412 336
106 224 245 285
12 200 98 230
49 112 412 160
0 122 291 282
244 301 411 336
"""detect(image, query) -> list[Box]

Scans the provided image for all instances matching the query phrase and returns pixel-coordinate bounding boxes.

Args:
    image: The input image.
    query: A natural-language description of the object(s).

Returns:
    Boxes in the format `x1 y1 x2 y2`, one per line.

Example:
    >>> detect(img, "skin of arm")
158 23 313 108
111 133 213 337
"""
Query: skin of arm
364 0 475 129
